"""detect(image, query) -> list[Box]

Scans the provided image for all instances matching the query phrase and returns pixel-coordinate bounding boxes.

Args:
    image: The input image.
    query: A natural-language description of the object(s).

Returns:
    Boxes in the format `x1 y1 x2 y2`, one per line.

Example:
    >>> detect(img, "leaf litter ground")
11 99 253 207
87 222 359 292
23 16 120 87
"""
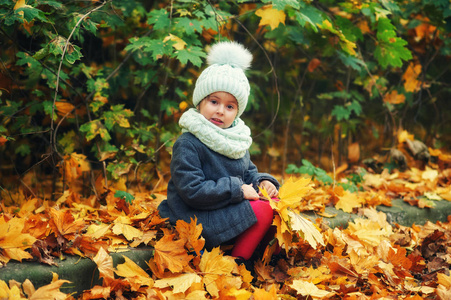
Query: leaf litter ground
1 148 451 299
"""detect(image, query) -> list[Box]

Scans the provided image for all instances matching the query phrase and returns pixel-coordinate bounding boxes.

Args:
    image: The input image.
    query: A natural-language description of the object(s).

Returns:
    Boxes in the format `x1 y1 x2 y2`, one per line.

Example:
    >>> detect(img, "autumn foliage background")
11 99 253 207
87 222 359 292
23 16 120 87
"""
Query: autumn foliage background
1 0 451 299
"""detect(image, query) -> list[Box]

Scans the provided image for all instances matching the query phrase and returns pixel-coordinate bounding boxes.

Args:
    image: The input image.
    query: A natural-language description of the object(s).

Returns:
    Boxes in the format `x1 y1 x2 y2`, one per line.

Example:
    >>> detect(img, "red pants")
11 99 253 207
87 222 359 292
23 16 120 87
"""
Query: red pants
231 200 275 260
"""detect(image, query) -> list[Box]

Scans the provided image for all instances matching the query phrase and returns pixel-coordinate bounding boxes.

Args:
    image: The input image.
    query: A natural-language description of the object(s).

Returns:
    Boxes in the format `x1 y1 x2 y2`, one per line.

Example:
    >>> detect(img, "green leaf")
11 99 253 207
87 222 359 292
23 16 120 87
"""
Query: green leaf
114 190 135 204
176 17 203 35
59 130 77 154
16 6 48 23
331 105 350 121
264 0 300 10
16 144 31 156
337 52 365 71
147 8 170 30
374 38 412 69
348 100 362 116
174 45 205 66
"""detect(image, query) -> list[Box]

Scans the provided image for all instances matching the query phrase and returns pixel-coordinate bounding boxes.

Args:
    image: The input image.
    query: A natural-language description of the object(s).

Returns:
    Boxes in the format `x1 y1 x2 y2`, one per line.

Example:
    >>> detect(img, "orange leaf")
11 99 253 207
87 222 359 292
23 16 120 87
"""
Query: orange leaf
153 233 193 273
55 101 75 118
402 62 422 93
308 58 321 72
253 284 278 300
383 90 406 105
0 136 8 146
62 153 91 182
49 208 86 240
175 217 205 255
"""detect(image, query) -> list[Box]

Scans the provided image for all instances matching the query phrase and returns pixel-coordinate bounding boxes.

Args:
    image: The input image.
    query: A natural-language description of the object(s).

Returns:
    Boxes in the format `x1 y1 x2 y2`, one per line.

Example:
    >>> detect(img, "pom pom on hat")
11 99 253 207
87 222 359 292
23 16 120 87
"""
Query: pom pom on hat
193 41 252 118
207 41 252 70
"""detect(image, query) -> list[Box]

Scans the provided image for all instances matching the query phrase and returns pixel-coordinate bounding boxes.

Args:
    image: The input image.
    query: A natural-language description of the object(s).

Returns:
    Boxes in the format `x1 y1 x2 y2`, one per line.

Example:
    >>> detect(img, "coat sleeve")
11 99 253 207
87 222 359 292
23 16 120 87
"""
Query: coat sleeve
170 138 244 210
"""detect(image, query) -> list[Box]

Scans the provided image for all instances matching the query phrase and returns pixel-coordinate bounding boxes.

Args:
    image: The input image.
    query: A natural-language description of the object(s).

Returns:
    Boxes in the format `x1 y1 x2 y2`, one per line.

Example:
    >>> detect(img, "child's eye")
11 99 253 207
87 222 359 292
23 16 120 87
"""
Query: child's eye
227 105 236 110
210 100 218 105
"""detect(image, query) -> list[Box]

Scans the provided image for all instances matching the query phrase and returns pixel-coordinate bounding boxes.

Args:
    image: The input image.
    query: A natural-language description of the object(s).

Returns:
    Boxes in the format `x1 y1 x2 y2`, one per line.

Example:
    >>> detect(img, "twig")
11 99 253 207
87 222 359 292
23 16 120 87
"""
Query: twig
50 0 110 156
234 18 281 138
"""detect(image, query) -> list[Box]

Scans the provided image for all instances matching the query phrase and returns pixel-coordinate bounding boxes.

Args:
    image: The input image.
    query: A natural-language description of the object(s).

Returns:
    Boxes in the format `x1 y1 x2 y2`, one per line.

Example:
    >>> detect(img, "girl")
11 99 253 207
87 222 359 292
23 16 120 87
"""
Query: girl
158 41 279 260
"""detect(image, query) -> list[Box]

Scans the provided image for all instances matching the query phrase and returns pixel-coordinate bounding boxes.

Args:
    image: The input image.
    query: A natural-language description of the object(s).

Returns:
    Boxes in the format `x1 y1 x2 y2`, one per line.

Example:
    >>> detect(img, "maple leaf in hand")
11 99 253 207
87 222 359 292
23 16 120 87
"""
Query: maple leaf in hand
262 177 325 249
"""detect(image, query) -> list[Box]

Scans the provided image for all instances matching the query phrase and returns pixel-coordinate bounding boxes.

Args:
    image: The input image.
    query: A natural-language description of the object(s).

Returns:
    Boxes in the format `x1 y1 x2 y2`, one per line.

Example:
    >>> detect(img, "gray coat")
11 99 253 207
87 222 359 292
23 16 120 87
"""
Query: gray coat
158 132 279 249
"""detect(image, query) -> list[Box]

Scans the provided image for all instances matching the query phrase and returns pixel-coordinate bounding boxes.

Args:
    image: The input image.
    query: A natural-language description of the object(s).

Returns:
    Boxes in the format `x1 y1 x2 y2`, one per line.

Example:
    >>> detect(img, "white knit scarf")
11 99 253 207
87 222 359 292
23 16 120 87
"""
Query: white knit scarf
179 108 252 159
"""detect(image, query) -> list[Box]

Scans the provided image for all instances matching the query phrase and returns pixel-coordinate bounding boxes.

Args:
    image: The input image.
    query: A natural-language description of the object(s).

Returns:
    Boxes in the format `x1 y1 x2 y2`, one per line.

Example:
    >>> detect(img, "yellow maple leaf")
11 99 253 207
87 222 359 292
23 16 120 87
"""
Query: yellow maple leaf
335 191 364 213
269 176 312 215
0 217 36 263
346 218 392 247
112 223 143 241
288 210 325 249
93 247 114 285
154 273 202 294
383 90 406 105
115 256 154 290
263 177 323 248
0 280 23 300
199 247 236 298
255 5 286 30
289 280 334 298
402 62 422 93
29 278 70 300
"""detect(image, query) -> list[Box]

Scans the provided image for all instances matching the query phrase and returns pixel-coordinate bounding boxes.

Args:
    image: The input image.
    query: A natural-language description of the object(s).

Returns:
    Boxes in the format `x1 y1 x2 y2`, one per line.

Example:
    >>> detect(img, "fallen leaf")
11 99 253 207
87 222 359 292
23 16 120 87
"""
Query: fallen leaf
289 280 335 298
115 256 154 290
175 217 205 255
153 233 193 273
93 247 114 285
29 278 70 300
154 273 202 294
288 210 325 249
0 217 36 263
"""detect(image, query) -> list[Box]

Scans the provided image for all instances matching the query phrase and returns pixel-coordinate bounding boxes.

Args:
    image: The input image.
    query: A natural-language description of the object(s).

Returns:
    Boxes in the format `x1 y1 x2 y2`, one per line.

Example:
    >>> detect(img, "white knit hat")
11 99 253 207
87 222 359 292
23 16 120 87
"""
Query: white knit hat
192 41 252 118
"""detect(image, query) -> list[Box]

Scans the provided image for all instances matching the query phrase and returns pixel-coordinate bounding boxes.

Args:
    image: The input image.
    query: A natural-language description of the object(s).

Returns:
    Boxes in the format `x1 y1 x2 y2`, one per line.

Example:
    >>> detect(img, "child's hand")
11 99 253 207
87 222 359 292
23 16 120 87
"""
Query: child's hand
259 180 279 198
242 184 259 200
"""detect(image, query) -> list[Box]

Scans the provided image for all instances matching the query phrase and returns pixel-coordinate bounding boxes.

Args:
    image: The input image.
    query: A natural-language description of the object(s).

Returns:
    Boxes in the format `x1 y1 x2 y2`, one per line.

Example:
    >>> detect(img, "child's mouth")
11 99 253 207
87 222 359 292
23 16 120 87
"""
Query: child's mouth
210 118 223 125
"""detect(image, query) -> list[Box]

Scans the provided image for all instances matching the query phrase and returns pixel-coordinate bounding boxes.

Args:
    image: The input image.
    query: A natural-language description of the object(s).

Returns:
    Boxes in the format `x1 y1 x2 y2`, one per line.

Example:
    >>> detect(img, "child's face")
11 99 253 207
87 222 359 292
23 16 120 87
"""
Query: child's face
198 91 238 129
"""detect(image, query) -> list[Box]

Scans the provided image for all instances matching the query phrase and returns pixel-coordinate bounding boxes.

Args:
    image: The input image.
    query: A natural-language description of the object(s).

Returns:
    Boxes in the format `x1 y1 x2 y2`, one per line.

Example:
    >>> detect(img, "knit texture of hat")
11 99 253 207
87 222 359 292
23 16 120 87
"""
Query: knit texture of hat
192 41 252 118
